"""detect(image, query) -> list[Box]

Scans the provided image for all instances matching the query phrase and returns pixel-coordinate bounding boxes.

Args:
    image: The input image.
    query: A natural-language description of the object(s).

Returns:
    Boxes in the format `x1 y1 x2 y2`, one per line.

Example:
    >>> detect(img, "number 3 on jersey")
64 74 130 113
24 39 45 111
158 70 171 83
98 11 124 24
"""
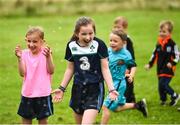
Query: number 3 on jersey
79 56 90 70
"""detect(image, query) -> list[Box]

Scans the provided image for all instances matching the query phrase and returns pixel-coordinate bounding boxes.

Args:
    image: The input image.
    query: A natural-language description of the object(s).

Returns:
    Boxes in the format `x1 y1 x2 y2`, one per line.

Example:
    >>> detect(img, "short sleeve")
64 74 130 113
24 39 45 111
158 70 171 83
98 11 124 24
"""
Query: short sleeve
65 42 74 62
96 37 108 59
125 50 136 67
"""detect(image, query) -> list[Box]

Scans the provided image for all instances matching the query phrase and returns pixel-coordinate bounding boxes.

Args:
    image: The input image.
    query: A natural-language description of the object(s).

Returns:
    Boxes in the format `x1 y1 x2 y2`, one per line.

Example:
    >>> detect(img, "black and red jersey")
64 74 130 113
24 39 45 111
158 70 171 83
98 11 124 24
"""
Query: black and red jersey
148 38 179 77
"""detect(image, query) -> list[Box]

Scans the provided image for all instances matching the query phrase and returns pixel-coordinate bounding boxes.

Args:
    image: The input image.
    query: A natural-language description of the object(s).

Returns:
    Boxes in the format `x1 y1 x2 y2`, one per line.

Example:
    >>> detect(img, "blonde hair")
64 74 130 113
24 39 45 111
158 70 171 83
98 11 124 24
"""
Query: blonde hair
114 16 128 29
159 20 174 33
26 26 44 39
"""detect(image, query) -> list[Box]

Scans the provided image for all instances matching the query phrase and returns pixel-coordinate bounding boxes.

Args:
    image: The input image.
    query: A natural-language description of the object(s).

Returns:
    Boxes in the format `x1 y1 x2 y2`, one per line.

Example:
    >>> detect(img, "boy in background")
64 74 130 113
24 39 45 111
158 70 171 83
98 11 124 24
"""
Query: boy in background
113 16 136 103
145 20 179 106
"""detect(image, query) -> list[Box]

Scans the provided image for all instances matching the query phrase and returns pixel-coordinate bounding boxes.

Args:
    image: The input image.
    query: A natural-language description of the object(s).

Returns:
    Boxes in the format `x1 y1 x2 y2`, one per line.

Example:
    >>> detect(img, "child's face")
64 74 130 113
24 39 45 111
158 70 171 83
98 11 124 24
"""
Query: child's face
159 24 170 39
113 21 125 31
25 32 43 55
109 33 124 52
76 24 95 46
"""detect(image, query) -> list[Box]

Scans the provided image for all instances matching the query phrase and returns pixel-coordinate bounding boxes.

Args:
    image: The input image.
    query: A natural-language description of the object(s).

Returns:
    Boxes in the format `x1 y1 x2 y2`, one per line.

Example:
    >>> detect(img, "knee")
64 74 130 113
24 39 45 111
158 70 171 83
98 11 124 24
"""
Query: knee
102 106 110 117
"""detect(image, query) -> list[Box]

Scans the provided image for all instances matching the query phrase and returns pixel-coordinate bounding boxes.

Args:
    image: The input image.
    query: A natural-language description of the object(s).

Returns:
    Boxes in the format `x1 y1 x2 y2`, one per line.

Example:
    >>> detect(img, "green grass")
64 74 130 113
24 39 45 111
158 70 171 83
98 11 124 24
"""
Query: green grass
0 10 180 124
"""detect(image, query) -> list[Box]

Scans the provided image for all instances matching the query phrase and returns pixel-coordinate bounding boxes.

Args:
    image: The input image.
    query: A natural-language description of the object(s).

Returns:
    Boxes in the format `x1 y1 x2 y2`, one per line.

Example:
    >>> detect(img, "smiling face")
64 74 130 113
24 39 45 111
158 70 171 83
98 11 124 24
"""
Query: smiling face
76 24 95 46
25 32 43 55
109 33 125 52
159 24 171 39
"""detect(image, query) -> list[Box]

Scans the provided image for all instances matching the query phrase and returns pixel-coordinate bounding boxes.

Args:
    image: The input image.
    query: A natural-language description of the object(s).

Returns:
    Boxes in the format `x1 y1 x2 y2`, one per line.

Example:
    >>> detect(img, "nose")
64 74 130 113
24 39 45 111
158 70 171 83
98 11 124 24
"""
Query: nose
29 42 34 47
86 35 91 41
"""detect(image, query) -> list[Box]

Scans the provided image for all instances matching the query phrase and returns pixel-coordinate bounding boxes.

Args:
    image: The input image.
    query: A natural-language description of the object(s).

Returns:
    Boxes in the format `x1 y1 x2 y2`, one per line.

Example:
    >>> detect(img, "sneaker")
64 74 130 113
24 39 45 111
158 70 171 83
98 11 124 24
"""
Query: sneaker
169 94 180 106
136 98 148 117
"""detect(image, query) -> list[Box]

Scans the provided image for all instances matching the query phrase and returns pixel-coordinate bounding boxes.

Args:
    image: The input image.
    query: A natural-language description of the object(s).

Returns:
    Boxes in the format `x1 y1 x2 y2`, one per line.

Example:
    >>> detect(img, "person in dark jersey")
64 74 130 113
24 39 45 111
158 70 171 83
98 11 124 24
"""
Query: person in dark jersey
113 16 137 103
52 17 118 124
145 20 179 106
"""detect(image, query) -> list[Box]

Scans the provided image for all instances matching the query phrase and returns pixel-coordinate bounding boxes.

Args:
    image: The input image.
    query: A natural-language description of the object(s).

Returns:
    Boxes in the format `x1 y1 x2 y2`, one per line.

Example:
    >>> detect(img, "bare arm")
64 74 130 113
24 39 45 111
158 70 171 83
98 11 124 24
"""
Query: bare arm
43 46 54 74
52 61 74 102
46 54 54 74
126 66 136 83
60 61 74 88
101 58 115 91
101 58 118 100
15 45 26 77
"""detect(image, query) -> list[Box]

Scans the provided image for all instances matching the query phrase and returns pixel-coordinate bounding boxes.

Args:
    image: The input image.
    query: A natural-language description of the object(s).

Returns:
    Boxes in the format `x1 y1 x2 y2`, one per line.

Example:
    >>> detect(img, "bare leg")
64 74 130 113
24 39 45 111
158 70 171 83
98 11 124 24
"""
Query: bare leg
74 112 83 124
38 117 48 124
22 117 32 124
81 109 98 124
101 106 111 124
116 103 135 111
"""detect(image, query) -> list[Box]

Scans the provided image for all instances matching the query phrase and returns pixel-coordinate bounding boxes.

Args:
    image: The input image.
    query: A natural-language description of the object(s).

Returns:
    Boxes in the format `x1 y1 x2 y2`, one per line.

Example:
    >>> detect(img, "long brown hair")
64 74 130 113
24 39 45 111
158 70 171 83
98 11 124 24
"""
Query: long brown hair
70 16 96 41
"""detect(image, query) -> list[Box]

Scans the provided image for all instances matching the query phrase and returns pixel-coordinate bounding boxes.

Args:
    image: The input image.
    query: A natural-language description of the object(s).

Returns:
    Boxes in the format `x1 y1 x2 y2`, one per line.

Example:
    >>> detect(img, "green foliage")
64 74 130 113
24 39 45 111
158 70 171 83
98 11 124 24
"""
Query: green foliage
0 0 180 17
0 10 180 124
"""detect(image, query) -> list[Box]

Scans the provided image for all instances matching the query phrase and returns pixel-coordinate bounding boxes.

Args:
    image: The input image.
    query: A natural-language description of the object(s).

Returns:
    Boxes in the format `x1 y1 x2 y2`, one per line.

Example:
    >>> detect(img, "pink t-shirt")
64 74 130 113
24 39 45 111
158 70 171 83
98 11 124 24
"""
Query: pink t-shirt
21 49 52 98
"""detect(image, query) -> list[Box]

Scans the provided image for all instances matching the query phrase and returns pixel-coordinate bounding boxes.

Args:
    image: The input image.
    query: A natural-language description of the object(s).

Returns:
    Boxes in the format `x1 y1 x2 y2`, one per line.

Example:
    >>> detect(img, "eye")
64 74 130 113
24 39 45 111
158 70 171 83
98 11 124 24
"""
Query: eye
89 32 93 35
33 40 38 43
81 32 87 36
27 40 31 43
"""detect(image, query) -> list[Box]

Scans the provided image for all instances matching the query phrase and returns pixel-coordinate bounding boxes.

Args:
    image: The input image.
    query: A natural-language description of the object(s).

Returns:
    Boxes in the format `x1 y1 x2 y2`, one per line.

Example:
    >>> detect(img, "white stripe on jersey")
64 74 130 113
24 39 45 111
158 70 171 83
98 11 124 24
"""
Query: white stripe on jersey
69 40 99 55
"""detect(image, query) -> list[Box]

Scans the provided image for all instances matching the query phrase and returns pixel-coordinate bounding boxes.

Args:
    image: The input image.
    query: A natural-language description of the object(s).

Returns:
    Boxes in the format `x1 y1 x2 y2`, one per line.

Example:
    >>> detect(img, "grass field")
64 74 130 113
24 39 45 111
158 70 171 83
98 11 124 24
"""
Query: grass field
0 10 180 124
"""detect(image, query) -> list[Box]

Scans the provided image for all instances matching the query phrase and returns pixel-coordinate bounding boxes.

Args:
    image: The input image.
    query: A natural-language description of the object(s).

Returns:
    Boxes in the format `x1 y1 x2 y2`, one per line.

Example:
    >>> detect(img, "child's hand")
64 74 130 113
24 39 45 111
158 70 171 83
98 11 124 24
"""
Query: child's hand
125 69 130 74
125 74 133 83
109 90 119 101
51 89 64 103
43 46 51 58
144 64 150 70
167 62 172 69
15 45 22 58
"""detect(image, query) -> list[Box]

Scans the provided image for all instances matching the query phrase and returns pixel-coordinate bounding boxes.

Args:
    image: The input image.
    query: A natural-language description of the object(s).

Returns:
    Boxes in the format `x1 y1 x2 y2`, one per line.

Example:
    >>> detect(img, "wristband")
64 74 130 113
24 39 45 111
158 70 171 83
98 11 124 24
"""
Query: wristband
58 85 66 92
109 89 116 93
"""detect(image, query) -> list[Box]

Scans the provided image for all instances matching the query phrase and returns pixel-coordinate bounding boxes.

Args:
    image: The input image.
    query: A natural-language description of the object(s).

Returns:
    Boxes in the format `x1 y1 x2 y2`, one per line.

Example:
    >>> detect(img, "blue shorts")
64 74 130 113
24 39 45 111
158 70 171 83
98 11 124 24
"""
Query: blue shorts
70 82 104 114
17 95 53 120
103 79 126 111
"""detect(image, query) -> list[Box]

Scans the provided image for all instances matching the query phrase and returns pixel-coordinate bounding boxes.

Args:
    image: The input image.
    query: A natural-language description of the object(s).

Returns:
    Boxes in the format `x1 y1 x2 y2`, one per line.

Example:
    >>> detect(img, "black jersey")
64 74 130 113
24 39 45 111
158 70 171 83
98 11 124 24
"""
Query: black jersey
126 36 135 60
125 36 137 68
148 39 179 76
65 37 108 85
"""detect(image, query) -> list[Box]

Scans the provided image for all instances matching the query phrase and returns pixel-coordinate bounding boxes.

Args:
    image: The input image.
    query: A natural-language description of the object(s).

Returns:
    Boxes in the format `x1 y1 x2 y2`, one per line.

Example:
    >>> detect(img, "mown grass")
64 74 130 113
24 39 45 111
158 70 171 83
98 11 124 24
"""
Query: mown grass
0 10 180 124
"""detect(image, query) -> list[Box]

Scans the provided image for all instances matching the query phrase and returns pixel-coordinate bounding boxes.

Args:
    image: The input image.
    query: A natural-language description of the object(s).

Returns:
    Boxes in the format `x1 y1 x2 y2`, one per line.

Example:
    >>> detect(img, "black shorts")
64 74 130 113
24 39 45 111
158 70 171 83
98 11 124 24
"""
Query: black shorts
69 82 104 115
17 95 53 120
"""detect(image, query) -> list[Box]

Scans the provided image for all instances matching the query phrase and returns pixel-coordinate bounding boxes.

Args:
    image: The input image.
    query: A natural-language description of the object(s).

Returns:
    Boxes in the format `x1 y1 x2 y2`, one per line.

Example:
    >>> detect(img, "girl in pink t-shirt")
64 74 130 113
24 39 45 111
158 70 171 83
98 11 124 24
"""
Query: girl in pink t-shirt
15 26 54 124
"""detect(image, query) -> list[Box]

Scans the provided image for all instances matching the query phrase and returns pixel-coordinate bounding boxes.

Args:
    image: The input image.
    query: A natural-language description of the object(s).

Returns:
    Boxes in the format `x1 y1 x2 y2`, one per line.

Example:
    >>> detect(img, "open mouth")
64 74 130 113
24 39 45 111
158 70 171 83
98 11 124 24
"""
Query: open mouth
84 40 91 43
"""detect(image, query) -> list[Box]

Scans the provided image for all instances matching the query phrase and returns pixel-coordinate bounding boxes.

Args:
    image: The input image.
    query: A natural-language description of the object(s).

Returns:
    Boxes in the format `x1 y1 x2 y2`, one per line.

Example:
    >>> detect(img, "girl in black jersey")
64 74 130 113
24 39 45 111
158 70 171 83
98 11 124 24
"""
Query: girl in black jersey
52 17 118 124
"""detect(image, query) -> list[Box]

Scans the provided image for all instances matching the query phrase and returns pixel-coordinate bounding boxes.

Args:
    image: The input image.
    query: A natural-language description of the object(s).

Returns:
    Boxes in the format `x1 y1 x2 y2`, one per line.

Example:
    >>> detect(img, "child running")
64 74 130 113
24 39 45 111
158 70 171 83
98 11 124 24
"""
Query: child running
113 16 137 103
15 26 54 124
101 29 148 124
145 20 179 106
52 16 118 124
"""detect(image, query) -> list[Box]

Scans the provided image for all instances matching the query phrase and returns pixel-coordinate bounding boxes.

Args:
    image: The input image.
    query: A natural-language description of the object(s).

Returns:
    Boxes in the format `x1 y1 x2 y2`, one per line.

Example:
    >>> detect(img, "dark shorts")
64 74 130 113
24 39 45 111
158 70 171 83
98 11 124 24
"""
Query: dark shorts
17 95 53 120
70 82 104 115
